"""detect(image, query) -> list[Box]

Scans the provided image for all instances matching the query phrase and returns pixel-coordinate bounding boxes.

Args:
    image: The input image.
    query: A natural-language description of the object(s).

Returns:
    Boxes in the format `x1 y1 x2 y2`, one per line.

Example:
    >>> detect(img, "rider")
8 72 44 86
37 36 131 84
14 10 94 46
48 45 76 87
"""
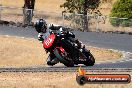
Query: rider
34 19 84 66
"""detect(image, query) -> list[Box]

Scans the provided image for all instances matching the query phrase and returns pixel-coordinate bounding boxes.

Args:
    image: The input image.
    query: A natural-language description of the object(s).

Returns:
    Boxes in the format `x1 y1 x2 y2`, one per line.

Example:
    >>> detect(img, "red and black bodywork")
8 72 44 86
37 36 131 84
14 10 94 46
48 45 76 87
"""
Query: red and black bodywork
43 32 95 67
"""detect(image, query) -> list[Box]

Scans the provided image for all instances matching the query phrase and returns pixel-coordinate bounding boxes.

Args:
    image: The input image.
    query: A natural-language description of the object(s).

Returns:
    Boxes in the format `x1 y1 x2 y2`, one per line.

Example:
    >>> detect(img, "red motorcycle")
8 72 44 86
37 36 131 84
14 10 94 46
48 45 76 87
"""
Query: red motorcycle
43 32 95 67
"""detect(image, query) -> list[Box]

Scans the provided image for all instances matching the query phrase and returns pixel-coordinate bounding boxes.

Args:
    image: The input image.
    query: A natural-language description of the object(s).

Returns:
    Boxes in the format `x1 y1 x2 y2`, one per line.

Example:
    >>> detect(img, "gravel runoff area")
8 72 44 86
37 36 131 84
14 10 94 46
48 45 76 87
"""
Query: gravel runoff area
0 35 122 67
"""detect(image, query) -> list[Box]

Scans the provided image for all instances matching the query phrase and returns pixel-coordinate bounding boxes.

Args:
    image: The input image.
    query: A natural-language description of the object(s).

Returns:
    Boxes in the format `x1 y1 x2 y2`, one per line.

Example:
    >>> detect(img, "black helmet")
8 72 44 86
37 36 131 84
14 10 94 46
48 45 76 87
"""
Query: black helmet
35 19 47 33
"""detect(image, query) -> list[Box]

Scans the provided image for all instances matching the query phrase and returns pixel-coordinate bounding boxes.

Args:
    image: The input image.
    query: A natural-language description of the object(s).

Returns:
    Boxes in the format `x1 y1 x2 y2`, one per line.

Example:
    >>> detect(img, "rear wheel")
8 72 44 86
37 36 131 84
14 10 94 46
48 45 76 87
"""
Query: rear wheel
54 49 74 67
83 50 95 66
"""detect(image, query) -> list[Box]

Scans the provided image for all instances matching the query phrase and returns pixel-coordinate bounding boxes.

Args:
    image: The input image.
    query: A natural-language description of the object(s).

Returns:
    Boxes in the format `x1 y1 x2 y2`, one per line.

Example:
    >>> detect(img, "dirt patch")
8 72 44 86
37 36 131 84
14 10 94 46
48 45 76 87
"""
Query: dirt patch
0 35 122 67
0 72 131 88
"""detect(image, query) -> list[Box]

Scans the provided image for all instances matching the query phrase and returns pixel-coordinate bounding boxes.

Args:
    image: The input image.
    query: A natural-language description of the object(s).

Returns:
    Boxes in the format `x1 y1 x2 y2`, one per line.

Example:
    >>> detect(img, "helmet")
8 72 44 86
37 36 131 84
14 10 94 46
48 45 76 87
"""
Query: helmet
34 19 47 33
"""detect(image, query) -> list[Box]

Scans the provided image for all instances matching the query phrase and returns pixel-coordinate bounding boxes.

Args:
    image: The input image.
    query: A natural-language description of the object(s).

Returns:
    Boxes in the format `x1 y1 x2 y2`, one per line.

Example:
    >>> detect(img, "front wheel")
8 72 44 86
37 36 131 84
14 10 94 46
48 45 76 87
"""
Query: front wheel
46 55 56 66
54 49 74 67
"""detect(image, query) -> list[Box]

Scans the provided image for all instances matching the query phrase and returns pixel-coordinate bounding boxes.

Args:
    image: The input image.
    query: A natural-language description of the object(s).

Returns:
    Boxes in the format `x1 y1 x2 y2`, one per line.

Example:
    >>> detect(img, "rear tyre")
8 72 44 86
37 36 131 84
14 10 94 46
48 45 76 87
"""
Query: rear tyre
63 61 74 67
83 50 95 66
54 49 74 67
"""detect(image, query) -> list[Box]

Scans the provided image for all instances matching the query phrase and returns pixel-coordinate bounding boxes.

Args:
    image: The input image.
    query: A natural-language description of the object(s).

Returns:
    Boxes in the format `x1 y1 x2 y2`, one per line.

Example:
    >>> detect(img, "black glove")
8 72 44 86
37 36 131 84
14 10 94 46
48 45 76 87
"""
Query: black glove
67 31 75 38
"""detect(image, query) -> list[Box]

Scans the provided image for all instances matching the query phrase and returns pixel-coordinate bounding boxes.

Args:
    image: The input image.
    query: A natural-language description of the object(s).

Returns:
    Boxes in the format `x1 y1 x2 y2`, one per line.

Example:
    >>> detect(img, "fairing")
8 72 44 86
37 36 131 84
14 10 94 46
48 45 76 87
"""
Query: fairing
43 34 55 49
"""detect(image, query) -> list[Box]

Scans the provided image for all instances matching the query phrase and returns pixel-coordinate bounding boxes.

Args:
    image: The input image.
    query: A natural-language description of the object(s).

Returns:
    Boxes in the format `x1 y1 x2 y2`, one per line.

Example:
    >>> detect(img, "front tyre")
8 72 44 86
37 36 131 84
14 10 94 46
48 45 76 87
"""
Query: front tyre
54 49 74 67
46 55 56 66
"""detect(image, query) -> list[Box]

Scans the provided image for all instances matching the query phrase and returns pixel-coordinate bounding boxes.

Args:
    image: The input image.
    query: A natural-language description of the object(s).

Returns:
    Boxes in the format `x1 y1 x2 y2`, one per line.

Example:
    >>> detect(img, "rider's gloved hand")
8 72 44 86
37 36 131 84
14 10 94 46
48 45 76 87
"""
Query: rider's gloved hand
68 31 75 38
38 33 44 43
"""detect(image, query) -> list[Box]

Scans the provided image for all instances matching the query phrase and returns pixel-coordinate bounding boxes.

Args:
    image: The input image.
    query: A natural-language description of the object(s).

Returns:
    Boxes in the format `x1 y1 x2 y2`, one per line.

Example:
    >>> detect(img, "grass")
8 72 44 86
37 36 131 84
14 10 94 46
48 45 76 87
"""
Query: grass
1 0 65 24
1 0 132 33
0 35 46 67
1 0 65 12
0 35 122 67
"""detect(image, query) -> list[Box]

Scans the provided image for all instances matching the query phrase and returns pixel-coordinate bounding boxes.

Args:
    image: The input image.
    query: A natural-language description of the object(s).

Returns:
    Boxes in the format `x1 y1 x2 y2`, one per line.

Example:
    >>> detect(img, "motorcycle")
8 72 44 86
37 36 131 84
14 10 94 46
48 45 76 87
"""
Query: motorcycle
43 31 95 67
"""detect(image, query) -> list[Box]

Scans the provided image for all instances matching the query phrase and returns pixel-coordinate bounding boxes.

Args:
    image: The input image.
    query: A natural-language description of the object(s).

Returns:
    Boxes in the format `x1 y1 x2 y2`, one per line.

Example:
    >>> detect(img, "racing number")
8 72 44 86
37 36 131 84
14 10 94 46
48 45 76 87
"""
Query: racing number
45 38 53 46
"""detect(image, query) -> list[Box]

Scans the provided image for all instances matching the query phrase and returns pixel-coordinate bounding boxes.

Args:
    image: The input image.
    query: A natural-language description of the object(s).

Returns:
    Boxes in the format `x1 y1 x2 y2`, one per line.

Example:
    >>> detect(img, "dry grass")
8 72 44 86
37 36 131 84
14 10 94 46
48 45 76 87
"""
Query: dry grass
1 0 65 24
1 0 132 33
0 35 47 67
88 46 122 61
0 35 122 67
1 0 65 12
0 72 131 88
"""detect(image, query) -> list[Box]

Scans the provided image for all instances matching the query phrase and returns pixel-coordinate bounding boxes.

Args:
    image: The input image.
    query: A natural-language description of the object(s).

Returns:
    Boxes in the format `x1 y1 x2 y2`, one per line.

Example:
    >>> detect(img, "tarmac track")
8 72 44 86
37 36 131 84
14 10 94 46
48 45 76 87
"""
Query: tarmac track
0 25 132 72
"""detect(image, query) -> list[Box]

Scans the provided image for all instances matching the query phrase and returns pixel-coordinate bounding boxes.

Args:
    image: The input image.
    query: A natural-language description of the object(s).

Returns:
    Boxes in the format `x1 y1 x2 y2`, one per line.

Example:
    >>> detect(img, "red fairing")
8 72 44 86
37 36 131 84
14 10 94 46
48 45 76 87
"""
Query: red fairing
56 46 65 53
43 34 55 49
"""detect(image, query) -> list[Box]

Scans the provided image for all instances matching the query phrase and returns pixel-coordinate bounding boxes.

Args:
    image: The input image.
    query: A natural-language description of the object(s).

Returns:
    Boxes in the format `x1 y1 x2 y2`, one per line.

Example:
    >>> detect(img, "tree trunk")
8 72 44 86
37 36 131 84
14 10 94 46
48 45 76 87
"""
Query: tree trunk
23 8 33 25
82 0 88 32
23 0 35 25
